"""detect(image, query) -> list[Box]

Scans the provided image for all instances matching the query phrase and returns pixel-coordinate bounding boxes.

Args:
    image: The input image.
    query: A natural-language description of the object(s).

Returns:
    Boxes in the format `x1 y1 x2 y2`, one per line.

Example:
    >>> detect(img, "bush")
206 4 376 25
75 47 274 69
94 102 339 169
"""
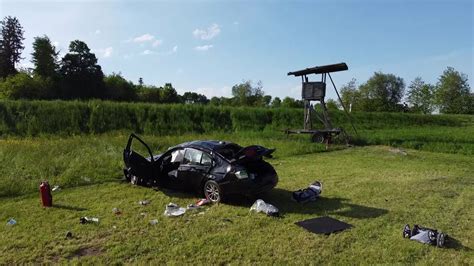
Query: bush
0 73 55 100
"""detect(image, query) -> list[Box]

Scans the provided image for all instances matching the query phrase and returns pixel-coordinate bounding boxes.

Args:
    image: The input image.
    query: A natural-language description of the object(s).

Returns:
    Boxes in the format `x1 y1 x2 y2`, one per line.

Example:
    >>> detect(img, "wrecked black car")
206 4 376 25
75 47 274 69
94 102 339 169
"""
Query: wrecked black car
123 134 278 203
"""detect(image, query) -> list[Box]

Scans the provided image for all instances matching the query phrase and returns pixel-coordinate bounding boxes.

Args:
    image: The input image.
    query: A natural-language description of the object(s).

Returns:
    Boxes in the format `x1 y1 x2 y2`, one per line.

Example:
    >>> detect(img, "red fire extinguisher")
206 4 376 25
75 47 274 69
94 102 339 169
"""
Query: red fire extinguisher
40 181 52 207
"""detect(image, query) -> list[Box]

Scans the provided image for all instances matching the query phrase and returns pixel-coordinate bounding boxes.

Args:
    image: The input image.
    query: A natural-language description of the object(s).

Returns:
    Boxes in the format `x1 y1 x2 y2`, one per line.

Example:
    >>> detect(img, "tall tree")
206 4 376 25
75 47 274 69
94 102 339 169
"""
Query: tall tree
59 40 104 99
182 91 209 104
31 35 59 78
435 67 471 114
104 72 137 101
231 80 264 106
358 72 405 112
0 16 25 78
339 78 359 112
271 97 281 107
160 83 180 103
407 77 435 114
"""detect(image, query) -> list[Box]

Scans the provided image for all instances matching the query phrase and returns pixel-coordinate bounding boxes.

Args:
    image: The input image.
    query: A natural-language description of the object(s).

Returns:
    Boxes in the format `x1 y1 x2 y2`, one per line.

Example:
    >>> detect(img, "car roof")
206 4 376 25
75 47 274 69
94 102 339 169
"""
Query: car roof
173 140 238 151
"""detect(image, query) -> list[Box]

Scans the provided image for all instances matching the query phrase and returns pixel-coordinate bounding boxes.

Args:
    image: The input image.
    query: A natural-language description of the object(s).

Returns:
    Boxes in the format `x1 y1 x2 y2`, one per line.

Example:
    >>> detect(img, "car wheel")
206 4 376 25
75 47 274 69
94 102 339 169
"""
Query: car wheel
403 224 411 238
204 180 222 203
311 133 324 143
124 168 131 182
130 175 139 185
437 233 446 248
411 224 420 236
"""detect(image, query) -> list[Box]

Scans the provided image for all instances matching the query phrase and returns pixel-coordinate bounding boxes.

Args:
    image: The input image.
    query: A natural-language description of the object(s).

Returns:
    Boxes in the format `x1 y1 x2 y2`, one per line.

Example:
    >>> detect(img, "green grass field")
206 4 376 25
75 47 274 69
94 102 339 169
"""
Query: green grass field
0 131 473 264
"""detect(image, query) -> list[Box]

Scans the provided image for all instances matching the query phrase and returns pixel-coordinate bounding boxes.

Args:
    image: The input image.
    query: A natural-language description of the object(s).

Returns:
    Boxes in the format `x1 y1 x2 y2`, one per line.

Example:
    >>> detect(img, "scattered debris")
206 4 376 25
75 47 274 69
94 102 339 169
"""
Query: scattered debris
250 199 279 217
139 200 150 206
140 212 147 217
196 198 210 206
6 218 17 226
389 148 407 156
52 185 61 192
149 219 158 225
403 224 447 247
164 203 186 217
81 176 91 182
112 225 117 229
296 216 352 234
186 204 200 211
65 231 73 239
292 181 322 203
80 217 99 224
112 208 122 215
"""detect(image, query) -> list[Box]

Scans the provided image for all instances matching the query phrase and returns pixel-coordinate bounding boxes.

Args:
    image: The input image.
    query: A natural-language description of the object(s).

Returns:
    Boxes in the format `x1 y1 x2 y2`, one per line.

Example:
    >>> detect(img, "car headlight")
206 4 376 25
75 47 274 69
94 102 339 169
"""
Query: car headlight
235 170 249 179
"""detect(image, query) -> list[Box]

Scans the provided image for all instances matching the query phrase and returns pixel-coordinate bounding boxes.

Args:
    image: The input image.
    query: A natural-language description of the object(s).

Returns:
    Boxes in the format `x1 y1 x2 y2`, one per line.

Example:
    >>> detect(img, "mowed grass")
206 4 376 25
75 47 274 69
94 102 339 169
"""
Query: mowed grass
0 135 472 264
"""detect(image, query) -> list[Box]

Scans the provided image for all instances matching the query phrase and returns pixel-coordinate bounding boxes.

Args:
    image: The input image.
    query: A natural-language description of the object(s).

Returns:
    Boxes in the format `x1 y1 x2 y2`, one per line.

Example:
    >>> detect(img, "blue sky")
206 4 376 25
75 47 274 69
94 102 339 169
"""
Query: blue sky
1 0 473 100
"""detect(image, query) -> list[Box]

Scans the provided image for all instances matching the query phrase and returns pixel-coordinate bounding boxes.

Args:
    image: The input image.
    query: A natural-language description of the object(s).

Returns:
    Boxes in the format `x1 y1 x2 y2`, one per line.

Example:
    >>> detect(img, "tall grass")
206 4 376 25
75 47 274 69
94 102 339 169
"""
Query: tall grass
0 100 471 136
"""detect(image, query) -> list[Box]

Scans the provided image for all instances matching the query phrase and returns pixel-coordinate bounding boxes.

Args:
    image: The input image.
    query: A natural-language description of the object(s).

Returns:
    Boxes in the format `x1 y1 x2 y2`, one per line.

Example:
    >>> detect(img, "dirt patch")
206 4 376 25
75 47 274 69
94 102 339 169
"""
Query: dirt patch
68 246 103 259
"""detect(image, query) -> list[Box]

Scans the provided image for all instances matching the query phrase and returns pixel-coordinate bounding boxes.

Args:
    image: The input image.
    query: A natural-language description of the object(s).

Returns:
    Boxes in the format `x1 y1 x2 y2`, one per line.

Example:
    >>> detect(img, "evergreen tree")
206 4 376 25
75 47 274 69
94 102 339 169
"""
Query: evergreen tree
31 35 59 78
0 16 25 78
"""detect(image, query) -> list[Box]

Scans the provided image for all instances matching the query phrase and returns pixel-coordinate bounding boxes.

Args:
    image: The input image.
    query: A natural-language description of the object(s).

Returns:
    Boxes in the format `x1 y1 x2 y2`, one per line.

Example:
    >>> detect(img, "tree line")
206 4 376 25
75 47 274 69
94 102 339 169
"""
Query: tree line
0 16 472 113
339 69 473 114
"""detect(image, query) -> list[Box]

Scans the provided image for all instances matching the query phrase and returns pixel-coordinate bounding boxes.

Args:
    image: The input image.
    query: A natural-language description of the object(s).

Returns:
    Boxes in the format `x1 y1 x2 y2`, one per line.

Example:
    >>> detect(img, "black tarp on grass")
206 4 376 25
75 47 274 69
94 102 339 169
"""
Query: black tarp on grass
295 216 352 234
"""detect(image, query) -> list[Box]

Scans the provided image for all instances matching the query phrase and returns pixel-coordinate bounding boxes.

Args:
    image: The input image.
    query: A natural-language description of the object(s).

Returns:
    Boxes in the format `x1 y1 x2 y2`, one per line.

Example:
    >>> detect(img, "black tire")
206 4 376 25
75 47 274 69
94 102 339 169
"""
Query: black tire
311 133 324 143
412 224 420 236
437 233 446 248
403 224 411 238
124 168 131 182
130 175 139 185
203 180 222 203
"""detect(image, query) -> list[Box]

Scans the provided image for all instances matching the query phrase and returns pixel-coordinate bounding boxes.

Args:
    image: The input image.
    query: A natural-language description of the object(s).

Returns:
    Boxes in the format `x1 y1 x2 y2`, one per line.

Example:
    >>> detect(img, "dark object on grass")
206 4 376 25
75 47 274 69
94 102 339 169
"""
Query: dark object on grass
292 181 322 203
295 216 352 234
79 217 99 224
65 231 73 239
403 224 447 248
123 134 278 204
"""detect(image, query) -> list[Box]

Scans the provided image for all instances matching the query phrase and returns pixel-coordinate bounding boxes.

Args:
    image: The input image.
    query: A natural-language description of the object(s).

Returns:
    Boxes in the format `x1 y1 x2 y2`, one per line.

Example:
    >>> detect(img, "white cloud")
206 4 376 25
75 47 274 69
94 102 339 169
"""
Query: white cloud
152 39 163 47
52 41 59 48
194 44 213 51
95 29 101 35
95 47 114 58
133 33 155 43
103 47 113 58
194 86 231 98
172 45 178 53
193 23 221 40
233 21 239 25
142 50 154 55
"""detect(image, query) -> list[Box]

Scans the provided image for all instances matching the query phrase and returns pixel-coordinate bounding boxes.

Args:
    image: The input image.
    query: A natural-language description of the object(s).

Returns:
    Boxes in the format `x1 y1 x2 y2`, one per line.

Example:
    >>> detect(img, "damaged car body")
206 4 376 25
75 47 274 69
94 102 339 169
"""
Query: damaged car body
123 134 278 203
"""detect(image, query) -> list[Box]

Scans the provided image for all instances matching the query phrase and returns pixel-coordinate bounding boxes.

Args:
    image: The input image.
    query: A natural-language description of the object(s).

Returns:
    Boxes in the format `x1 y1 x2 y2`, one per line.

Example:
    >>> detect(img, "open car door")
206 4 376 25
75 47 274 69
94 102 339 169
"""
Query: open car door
123 134 155 185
